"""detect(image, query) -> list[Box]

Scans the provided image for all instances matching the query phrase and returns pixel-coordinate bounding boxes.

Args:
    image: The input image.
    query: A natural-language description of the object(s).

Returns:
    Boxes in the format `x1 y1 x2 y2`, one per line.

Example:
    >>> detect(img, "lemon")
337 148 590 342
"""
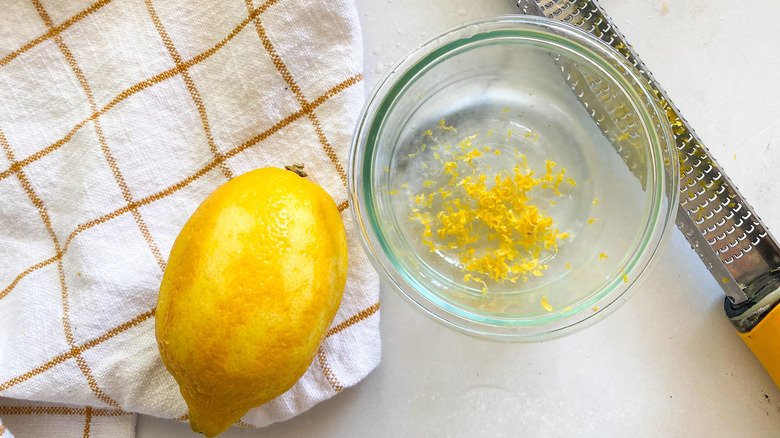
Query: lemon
155 166 348 437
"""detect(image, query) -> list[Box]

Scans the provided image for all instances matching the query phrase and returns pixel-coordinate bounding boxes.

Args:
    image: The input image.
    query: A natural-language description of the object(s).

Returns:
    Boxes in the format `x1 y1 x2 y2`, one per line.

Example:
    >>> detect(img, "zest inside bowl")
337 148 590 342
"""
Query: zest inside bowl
349 16 678 340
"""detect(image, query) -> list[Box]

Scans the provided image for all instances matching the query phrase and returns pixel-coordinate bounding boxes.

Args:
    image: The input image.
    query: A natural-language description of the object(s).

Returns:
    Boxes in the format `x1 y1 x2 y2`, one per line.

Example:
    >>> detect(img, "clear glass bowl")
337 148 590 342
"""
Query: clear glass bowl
349 16 678 340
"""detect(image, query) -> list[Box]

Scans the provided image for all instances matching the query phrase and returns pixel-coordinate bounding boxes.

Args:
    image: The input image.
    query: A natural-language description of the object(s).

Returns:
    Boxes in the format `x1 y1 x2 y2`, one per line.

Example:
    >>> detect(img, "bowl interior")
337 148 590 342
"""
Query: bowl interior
351 17 676 338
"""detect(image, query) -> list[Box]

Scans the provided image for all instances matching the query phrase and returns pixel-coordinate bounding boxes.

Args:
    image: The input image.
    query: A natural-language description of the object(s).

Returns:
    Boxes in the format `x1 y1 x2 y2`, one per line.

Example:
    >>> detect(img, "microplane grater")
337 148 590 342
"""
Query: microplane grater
516 0 780 332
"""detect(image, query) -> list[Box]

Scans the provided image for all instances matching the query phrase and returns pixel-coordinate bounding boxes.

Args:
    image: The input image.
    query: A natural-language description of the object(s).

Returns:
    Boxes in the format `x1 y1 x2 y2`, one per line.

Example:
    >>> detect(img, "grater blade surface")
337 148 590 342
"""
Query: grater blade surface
517 0 780 304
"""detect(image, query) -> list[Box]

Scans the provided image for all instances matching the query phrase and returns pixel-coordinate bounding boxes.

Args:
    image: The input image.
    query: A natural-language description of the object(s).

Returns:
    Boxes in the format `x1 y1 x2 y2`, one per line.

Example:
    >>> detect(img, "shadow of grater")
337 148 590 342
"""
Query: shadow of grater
517 0 780 385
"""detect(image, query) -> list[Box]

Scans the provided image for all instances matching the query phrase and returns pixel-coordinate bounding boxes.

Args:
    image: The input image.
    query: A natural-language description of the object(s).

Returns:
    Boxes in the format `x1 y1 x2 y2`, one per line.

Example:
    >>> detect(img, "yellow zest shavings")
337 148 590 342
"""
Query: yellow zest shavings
488 129 494 136
502 107 510 113
599 253 608 260
622 270 628 283
592 198 598 205
588 218 599 225
563 306 572 312
564 264 571 270
456 146 482 166
463 273 488 291
438 118 457 132
385 167 389 172
402 183 407 188
722 277 731 283
422 129 432 138
541 296 553 312
507 128 513 137
389 190 399 195
408 127 573 292
593 306 599 312
699 179 722 189
419 93 424 99
525 132 538 142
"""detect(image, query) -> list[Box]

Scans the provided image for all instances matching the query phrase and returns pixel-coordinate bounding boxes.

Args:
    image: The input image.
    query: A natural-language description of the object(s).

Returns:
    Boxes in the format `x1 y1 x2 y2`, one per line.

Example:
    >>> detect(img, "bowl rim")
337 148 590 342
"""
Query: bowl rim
348 15 679 341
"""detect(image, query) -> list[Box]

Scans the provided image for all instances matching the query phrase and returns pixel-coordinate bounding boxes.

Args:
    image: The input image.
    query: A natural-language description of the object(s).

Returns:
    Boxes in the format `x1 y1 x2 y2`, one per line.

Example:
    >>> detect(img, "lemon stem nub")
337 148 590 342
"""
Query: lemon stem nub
284 163 308 178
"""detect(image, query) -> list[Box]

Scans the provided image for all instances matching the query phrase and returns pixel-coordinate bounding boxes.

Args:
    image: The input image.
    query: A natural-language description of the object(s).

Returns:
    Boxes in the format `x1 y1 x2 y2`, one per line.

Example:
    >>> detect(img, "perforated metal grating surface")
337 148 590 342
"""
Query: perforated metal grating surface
519 0 780 302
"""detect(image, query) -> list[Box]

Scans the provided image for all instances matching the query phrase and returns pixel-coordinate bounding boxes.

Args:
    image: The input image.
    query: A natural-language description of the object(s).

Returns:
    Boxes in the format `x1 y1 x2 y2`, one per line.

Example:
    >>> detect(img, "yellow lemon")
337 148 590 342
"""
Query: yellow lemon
155 166 348 437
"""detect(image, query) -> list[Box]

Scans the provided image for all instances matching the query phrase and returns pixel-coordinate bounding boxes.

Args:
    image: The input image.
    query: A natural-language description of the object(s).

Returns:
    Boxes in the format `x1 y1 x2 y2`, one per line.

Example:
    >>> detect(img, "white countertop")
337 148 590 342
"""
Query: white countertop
138 0 780 436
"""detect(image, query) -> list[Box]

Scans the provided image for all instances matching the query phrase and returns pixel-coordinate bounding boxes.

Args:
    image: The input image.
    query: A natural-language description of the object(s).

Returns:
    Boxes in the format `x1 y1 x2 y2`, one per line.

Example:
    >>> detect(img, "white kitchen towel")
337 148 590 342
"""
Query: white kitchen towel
0 0 380 436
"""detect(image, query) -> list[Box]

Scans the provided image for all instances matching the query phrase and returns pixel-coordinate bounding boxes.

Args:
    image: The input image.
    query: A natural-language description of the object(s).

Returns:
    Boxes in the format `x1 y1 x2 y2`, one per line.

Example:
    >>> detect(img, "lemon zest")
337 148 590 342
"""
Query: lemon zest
541 296 553 312
439 119 457 132
409 129 573 289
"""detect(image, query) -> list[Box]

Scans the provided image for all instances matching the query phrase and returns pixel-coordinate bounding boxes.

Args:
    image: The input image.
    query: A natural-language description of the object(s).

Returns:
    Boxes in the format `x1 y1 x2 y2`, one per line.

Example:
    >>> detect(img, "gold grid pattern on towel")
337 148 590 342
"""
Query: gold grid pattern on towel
0 0 375 425
0 404 132 438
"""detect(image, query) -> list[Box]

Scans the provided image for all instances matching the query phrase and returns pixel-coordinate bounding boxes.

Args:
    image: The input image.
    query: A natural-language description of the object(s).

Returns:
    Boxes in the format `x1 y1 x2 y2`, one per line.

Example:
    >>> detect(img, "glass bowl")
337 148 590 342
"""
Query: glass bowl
349 16 678 341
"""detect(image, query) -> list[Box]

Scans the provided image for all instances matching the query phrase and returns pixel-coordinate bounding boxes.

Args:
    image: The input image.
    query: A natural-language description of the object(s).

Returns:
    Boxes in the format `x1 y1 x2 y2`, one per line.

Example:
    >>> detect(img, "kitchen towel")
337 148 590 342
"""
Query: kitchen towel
0 0 380 436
